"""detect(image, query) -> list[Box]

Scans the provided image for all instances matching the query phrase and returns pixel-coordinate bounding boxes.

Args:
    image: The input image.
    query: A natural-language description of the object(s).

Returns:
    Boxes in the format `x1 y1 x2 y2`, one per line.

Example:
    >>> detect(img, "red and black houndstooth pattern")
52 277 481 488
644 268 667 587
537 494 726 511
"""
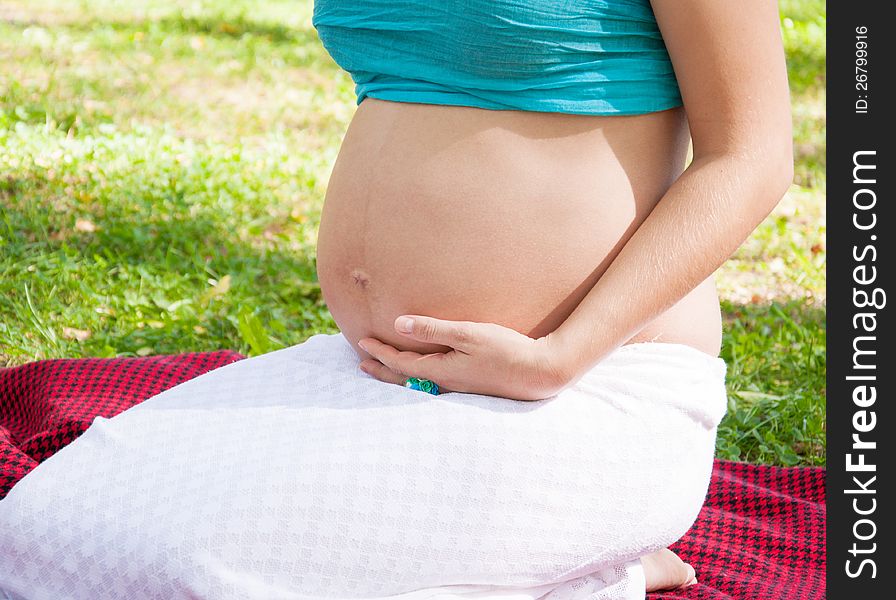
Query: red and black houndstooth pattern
0 352 825 599
653 461 825 599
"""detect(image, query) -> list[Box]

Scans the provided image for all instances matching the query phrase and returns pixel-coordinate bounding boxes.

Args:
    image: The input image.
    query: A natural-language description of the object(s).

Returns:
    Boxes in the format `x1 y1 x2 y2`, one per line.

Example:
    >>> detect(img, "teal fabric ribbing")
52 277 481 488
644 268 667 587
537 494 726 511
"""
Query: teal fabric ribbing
312 0 682 116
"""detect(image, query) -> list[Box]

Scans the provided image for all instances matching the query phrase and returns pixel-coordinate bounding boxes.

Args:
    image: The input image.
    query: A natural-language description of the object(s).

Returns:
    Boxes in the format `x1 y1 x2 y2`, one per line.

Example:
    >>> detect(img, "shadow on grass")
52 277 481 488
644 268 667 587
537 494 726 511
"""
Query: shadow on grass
1 176 334 364
3 11 322 46
153 14 318 44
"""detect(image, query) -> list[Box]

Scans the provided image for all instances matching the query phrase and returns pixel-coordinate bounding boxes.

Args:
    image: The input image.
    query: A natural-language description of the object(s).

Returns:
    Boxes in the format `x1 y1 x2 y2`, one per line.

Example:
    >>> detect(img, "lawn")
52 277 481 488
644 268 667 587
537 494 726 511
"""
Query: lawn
0 0 826 466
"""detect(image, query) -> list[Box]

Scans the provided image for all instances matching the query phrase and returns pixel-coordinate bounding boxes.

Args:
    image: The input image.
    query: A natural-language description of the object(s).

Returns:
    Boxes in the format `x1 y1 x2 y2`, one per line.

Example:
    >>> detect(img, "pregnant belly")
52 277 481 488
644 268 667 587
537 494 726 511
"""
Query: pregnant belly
316 98 722 360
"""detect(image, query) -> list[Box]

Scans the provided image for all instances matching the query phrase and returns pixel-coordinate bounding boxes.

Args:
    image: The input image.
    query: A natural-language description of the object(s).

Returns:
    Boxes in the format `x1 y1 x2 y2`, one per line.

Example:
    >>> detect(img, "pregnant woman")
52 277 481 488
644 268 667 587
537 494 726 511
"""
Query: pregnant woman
0 1 792 599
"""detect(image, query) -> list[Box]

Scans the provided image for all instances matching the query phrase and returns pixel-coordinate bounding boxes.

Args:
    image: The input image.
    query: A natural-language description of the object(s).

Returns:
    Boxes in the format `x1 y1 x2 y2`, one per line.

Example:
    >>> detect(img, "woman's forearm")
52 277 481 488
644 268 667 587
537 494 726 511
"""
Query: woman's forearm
546 150 793 384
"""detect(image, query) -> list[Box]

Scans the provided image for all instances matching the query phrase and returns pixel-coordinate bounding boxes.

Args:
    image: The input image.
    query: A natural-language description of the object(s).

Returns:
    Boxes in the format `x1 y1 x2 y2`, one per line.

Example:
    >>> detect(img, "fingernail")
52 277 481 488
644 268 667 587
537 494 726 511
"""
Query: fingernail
396 316 414 333
358 340 369 352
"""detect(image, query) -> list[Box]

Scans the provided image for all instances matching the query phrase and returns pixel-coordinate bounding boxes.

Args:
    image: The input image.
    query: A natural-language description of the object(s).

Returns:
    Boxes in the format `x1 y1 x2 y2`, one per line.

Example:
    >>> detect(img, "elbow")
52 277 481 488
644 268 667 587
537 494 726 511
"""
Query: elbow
770 139 795 199
706 139 793 223
693 128 794 216
741 138 794 215
749 131 793 214
761 142 794 217
762 123 795 195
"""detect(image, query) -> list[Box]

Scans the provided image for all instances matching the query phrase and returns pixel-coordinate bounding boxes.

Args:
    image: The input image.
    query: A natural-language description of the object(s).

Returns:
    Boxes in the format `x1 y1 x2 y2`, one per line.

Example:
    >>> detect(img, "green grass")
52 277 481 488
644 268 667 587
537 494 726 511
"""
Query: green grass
1 123 334 358
718 300 825 466
1 1 826 466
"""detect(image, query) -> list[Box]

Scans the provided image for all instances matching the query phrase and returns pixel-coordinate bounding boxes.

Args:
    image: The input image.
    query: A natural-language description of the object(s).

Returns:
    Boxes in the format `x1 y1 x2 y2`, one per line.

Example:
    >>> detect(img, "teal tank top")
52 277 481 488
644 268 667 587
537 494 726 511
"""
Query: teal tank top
312 0 682 116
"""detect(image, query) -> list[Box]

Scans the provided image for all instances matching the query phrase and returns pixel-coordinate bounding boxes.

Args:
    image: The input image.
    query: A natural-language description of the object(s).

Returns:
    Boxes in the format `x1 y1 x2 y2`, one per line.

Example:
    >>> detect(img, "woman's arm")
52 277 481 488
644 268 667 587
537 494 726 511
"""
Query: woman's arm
358 0 793 400
546 0 794 382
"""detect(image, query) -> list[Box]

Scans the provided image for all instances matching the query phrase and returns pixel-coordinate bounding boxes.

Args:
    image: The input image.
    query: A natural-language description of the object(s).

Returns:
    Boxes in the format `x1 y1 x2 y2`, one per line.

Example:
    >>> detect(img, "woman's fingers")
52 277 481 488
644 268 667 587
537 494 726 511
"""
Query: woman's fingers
359 359 407 385
394 315 477 353
360 358 453 394
357 337 446 381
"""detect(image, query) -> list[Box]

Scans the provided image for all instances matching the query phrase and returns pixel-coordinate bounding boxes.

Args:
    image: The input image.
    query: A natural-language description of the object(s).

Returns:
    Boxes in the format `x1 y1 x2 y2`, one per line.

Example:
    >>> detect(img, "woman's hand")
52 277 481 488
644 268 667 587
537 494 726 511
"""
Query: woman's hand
357 316 569 401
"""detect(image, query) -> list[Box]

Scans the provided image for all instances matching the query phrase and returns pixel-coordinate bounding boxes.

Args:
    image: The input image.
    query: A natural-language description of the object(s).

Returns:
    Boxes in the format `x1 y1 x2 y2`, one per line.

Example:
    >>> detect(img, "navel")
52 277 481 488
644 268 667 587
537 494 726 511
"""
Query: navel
350 268 371 290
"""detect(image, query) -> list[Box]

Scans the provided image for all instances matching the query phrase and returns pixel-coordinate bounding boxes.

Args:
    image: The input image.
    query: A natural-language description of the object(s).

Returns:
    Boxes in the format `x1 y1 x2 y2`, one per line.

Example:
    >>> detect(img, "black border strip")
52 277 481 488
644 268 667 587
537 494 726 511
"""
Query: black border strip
827 2 893 595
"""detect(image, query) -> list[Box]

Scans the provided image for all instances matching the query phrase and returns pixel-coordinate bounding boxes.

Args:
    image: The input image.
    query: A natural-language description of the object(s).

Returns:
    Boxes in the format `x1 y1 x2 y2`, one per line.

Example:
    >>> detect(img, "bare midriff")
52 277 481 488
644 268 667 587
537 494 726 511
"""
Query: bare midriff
316 98 722 363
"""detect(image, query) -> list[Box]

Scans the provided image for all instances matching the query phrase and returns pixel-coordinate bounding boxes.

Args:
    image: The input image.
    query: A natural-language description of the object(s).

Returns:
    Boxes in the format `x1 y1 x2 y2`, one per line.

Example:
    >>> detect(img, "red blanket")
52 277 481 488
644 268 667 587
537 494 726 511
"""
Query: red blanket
0 352 825 599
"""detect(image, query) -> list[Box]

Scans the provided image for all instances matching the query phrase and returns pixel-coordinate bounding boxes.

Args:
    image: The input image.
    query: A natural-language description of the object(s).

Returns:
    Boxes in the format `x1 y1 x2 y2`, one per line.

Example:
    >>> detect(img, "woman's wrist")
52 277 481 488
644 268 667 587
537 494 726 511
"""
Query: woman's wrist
535 328 590 391
538 314 630 390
